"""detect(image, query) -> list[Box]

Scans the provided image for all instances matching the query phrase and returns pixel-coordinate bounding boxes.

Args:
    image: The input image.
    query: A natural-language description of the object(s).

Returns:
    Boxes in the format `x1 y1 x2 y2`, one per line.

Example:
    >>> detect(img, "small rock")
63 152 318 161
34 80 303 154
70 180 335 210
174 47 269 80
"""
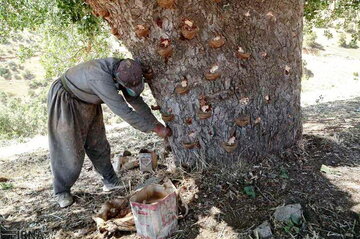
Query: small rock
273 203 302 222
253 220 273 239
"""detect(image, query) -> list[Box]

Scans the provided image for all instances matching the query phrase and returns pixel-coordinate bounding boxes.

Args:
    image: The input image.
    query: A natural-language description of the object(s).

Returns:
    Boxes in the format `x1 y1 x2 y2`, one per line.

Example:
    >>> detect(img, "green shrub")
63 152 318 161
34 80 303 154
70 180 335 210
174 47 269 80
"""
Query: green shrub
334 23 341 30
303 23 313 35
348 38 358 49
323 30 333 39
12 34 24 42
354 72 359 81
302 60 314 80
0 91 8 104
0 38 11 44
0 67 11 79
14 74 21 80
8 61 18 71
0 182 13 190
16 46 35 63
22 70 35 80
305 30 318 48
338 33 359 48
338 33 347 47
344 21 356 34
29 79 50 89
0 90 48 140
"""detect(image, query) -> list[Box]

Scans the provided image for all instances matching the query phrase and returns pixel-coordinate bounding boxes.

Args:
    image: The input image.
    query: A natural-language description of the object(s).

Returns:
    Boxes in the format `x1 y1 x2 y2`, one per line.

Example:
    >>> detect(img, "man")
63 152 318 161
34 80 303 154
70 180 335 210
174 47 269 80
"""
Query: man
47 58 171 208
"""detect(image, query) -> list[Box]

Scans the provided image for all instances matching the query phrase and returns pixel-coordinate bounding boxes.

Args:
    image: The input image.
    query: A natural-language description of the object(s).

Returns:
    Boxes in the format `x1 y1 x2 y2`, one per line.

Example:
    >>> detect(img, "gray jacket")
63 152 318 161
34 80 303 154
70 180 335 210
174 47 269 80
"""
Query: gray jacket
62 57 159 132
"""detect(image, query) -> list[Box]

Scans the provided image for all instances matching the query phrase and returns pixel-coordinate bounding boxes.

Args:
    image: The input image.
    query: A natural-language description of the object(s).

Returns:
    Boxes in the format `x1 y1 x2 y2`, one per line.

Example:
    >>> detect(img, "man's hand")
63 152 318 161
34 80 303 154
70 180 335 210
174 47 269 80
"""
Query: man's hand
152 124 172 138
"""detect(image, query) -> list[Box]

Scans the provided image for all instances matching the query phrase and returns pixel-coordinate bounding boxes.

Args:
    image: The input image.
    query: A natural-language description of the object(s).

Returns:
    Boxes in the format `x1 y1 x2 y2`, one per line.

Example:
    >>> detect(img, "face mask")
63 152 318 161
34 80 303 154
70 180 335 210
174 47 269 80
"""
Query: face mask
115 72 144 97
126 88 137 97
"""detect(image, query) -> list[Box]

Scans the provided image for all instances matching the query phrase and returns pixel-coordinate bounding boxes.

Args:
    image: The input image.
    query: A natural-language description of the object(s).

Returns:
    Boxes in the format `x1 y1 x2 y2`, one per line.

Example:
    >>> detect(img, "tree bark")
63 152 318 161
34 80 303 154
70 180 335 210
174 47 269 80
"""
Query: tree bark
86 0 304 167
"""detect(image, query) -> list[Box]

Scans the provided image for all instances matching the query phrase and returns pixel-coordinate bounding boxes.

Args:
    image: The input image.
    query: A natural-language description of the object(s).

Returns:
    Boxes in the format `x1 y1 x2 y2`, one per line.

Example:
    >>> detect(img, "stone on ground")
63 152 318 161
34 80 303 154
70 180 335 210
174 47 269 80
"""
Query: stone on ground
253 220 273 239
273 203 302 222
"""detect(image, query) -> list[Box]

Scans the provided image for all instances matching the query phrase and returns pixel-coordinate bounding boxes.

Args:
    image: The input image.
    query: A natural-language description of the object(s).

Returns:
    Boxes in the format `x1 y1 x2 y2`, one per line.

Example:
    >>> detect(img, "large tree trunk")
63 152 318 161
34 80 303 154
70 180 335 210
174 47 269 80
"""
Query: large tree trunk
87 0 303 167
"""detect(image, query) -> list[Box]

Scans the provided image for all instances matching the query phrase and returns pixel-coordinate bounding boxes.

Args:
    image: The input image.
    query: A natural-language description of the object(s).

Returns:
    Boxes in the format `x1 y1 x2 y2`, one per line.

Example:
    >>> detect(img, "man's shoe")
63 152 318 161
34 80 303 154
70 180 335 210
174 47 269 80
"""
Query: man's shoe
56 192 74 208
103 179 127 192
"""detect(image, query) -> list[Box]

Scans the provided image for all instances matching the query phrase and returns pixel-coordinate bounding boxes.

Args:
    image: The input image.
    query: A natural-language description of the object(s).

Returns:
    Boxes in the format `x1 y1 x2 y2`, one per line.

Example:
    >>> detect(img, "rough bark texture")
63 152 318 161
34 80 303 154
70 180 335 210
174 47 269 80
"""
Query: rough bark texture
86 0 304 167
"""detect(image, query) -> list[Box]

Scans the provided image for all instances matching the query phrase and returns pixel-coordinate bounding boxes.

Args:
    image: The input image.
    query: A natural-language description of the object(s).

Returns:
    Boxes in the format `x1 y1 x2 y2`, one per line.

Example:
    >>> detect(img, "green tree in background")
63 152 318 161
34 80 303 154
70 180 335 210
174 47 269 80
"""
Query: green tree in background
0 0 100 40
0 0 120 140
304 0 359 47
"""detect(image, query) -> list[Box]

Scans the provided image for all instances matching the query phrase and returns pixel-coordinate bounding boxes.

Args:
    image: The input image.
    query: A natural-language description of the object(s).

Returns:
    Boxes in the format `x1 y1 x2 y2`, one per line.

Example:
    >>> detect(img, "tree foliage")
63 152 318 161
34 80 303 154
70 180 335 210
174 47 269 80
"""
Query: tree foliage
305 0 360 40
0 0 121 140
304 0 332 22
2 0 358 44
0 90 47 139
0 0 100 40
305 0 360 22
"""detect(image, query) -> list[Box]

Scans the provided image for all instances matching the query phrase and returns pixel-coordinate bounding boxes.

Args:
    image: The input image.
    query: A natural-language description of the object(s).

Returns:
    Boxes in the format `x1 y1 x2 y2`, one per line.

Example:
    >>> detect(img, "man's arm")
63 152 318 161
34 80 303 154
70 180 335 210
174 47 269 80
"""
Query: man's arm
89 78 157 133
125 95 171 137
124 95 159 126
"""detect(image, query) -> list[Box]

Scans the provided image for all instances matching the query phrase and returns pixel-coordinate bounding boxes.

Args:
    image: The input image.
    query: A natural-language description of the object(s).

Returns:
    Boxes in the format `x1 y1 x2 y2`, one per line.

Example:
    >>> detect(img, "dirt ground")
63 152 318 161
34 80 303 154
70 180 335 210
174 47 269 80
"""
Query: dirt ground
1 28 360 238
1 96 360 239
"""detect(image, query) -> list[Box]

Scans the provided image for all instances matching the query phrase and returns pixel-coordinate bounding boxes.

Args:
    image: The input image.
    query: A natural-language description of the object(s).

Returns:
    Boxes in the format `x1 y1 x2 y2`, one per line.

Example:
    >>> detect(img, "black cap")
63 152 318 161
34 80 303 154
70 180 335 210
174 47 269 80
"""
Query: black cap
115 59 144 96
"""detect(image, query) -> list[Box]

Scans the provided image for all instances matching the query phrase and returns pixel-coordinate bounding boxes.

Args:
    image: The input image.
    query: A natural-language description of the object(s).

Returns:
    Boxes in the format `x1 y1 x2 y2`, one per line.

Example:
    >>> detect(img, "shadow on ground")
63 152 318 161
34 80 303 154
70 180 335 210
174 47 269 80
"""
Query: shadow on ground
175 98 360 239
0 98 359 239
